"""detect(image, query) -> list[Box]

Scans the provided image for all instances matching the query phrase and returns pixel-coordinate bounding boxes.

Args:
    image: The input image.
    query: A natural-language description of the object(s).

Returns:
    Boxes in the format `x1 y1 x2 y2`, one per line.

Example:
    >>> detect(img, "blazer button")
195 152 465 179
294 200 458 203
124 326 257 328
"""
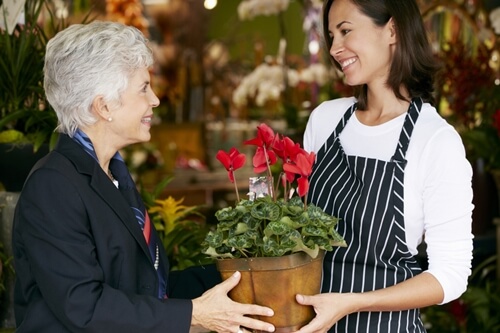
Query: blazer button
142 284 152 290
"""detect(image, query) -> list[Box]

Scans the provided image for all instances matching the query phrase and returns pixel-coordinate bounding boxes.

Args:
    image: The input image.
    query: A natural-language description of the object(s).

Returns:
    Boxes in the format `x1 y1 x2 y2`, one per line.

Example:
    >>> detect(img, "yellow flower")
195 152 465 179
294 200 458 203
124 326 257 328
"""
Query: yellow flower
149 196 188 234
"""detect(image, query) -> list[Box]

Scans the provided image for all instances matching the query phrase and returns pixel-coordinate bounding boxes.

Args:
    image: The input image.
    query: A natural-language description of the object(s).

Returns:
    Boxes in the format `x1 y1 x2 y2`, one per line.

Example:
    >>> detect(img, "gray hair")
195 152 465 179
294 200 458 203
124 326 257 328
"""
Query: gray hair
44 21 154 136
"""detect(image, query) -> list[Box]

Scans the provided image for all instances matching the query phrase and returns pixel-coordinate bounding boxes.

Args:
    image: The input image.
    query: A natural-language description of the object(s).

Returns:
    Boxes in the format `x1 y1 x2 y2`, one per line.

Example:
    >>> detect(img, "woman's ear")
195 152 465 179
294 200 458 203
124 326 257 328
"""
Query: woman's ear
92 95 112 121
387 17 397 43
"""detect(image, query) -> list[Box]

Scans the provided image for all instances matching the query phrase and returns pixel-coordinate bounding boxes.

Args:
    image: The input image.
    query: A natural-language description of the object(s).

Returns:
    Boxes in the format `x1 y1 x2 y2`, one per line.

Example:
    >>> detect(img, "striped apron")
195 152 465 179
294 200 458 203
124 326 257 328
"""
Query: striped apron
307 98 426 332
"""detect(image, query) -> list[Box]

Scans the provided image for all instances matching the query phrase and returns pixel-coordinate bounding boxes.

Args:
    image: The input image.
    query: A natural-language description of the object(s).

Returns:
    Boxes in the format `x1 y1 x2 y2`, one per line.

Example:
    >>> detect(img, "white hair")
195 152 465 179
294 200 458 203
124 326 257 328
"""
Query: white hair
44 21 154 135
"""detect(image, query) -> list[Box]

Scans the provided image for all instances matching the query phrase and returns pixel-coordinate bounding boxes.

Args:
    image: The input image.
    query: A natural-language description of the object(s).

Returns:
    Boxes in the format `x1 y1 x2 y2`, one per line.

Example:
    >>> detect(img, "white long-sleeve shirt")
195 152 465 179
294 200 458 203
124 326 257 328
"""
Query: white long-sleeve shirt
304 97 474 304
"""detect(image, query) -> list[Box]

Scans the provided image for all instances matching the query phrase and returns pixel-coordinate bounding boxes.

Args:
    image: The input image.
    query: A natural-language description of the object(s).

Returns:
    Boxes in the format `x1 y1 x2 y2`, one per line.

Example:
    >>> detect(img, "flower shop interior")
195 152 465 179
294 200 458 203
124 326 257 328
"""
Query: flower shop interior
1 0 500 331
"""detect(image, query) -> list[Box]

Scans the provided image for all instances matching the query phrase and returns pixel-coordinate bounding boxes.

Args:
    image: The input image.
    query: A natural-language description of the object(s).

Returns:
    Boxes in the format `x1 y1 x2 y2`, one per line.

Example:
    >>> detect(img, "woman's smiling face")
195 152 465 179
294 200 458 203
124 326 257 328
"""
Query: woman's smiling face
107 67 160 148
327 0 395 87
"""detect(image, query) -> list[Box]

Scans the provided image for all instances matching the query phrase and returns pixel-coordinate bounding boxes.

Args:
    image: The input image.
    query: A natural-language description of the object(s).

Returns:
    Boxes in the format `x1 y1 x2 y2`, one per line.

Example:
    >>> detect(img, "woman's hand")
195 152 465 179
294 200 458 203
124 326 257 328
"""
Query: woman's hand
292 273 445 332
292 293 358 333
191 271 275 333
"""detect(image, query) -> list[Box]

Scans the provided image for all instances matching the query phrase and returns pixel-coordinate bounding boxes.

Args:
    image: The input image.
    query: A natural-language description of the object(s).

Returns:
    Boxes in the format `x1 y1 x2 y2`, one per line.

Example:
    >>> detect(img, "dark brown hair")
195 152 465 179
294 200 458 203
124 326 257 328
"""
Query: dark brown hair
322 0 440 109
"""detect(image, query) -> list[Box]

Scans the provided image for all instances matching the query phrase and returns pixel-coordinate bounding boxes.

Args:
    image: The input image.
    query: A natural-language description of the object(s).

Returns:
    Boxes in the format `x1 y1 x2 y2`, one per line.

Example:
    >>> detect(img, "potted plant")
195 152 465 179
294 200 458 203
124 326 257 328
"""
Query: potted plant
0 0 60 149
0 0 94 192
202 123 346 332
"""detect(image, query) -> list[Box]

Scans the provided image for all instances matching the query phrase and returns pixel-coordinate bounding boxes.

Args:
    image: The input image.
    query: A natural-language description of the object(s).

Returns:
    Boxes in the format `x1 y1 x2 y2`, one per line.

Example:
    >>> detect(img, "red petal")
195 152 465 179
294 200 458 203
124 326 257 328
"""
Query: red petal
228 147 240 158
295 152 314 176
272 136 286 159
254 165 268 173
244 137 263 147
285 170 296 183
252 148 266 166
283 162 301 175
216 150 231 170
232 153 246 170
257 123 276 147
297 177 309 197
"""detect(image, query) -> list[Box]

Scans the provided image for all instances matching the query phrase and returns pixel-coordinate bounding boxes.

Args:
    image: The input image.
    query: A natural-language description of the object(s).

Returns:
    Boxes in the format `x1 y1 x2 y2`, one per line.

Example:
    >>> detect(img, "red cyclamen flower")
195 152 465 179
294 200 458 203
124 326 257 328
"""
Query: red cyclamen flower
245 123 278 174
274 135 303 183
252 147 277 174
216 148 246 182
282 150 316 197
244 123 276 149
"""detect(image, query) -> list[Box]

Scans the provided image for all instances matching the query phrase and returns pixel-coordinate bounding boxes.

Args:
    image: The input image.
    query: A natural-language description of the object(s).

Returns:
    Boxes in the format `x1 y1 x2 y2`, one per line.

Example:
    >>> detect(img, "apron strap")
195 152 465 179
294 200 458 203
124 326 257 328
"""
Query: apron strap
390 98 423 169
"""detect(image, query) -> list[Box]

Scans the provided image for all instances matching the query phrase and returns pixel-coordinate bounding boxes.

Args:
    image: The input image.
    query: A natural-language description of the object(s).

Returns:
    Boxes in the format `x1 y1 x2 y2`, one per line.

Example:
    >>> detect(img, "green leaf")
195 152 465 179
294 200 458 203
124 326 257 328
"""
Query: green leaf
264 221 293 236
251 201 281 221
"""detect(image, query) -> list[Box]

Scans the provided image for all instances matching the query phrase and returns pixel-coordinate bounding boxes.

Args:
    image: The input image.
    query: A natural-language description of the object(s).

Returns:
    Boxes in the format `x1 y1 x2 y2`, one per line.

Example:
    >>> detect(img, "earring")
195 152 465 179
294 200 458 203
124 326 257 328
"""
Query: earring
108 117 112 122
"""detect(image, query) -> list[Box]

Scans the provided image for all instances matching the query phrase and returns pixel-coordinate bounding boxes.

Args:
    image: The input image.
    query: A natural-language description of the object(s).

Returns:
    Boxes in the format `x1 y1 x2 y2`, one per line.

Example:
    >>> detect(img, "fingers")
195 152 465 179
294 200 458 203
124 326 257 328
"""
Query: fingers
296 294 310 305
191 272 275 332
236 315 275 332
219 271 241 294
219 271 275 318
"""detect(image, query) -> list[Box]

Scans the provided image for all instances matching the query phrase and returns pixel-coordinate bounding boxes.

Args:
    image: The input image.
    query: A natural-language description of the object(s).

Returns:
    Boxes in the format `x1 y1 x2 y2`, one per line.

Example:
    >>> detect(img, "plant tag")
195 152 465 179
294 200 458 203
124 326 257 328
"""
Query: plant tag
248 176 273 201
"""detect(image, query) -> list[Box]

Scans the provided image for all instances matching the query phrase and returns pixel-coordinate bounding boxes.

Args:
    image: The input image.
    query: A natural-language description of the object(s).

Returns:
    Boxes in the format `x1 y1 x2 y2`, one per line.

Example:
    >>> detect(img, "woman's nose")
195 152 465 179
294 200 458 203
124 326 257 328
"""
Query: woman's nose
330 39 343 58
150 91 160 108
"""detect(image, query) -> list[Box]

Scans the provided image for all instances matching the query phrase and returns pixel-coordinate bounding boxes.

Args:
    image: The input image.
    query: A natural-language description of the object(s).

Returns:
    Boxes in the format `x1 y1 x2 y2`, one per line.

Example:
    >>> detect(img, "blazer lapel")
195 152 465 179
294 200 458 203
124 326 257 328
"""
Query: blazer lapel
55 135 153 263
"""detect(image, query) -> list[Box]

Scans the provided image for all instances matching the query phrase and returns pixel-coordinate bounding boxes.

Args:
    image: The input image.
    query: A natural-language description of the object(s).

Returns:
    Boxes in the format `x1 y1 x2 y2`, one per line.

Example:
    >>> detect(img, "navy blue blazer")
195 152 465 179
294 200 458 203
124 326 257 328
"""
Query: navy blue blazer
12 134 193 332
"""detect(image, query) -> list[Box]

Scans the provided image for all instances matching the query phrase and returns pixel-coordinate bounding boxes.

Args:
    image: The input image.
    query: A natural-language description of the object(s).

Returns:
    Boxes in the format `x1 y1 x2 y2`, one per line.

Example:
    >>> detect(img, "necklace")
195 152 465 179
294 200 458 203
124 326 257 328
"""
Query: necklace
154 245 159 270
108 169 119 187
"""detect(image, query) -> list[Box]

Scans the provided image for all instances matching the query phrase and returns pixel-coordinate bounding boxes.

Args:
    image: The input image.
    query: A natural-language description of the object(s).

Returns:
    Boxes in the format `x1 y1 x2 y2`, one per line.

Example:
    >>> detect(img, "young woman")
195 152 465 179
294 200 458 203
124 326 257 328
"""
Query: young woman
295 0 474 332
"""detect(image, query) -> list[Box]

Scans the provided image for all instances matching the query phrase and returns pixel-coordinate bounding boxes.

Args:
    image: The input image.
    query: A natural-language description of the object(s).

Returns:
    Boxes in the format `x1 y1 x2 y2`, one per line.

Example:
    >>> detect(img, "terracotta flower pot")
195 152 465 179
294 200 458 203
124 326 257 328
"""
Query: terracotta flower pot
216 251 324 333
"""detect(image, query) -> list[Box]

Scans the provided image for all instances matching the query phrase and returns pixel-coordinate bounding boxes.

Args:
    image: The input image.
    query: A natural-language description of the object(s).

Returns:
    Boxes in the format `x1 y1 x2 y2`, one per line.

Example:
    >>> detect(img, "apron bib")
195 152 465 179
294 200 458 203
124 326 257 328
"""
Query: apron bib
308 98 426 332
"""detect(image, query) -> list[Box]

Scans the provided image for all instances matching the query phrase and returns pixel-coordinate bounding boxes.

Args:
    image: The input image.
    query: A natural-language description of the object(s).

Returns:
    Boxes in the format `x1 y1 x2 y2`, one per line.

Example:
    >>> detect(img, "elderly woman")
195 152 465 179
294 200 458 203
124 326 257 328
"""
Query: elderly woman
12 21 275 333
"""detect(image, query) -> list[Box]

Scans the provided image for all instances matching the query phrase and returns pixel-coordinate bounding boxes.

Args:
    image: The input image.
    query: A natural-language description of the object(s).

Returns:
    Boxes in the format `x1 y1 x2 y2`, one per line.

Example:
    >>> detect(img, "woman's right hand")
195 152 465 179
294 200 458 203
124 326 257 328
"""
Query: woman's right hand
191 271 275 333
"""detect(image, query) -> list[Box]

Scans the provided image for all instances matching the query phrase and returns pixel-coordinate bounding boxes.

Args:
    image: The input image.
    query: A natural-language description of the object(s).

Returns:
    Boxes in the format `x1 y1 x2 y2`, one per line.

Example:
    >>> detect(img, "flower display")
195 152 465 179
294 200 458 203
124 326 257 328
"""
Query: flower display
202 123 347 259
437 39 500 171
490 7 500 35
232 62 330 108
237 0 290 21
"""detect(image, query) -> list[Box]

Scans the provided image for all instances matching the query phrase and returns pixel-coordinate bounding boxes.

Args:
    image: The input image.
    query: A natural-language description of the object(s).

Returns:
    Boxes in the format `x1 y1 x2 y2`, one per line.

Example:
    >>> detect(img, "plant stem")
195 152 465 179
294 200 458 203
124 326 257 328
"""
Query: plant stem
263 145 277 201
304 192 308 210
233 171 240 202
278 172 286 202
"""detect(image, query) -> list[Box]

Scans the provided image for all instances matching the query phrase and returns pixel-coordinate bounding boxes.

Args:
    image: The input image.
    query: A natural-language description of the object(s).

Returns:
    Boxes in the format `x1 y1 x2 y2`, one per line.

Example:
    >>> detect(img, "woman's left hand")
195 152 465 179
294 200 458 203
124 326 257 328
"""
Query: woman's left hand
292 293 357 333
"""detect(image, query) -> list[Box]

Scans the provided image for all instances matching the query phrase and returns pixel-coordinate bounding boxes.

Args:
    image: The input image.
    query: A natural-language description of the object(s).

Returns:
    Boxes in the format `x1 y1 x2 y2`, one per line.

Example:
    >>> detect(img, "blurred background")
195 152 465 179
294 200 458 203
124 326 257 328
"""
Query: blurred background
1 1 500 331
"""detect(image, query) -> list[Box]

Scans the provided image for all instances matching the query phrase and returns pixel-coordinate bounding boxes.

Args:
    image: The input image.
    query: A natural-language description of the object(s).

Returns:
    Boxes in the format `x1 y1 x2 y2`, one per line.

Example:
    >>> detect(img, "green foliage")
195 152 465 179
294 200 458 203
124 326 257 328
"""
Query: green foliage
0 242 14 316
141 177 213 271
461 123 500 172
0 0 95 152
0 0 57 151
460 255 500 332
422 255 499 333
202 195 346 259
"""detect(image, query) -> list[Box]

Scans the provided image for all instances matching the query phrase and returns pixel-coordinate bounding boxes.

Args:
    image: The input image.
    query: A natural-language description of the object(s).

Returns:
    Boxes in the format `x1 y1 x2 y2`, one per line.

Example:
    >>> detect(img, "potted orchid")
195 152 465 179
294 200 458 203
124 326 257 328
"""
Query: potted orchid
202 123 346 332
202 123 346 260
